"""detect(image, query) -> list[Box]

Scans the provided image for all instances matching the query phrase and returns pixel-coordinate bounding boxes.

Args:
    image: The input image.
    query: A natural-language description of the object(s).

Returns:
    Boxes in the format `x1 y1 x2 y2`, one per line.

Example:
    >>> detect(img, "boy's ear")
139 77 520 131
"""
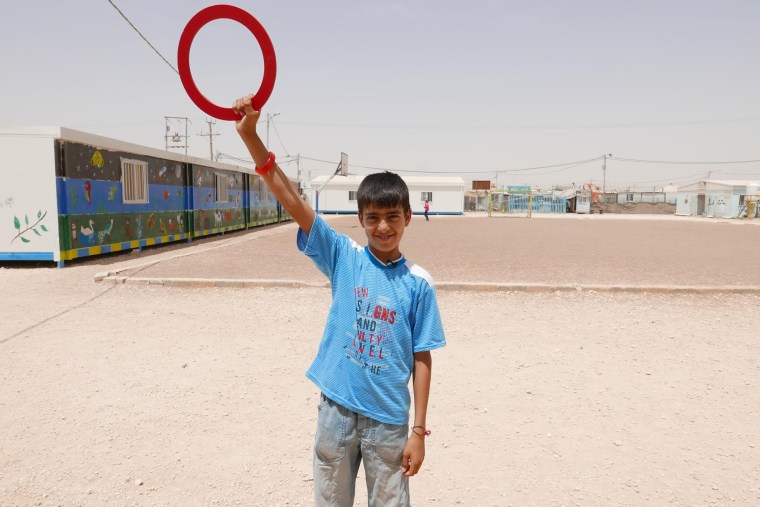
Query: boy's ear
404 208 412 225
358 211 364 226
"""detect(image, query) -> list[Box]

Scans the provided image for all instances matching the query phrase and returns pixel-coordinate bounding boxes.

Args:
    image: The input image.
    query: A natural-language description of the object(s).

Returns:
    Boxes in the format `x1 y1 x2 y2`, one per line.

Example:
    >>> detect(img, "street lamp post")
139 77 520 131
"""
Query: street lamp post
266 112 280 150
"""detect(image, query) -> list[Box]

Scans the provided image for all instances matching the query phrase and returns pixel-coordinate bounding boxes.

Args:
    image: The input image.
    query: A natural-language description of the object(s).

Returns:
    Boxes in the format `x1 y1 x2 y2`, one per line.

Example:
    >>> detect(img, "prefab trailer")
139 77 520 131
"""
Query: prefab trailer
676 179 760 218
0 127 292 267
309 174 465 215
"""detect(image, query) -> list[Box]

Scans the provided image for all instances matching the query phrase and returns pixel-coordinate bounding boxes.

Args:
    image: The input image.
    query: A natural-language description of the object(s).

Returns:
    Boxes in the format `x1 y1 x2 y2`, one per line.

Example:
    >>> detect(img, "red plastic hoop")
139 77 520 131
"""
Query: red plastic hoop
178 5 276 121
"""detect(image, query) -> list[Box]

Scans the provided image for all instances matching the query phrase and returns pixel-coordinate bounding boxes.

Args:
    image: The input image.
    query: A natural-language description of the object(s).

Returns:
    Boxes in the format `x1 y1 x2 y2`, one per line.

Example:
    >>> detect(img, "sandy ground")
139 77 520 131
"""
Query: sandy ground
1 214 759 506
113 213 760 288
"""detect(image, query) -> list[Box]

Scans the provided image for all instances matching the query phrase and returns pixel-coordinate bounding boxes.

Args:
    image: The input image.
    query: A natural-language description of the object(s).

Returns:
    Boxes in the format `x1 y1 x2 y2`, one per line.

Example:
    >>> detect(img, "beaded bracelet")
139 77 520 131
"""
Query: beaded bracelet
255 151 276 175
412 426 431 437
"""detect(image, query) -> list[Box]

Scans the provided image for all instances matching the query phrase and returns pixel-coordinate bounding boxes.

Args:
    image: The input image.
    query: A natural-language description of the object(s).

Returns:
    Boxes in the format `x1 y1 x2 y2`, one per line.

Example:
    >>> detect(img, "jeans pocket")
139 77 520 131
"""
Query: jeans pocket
314 397 346 464
374 422 408 466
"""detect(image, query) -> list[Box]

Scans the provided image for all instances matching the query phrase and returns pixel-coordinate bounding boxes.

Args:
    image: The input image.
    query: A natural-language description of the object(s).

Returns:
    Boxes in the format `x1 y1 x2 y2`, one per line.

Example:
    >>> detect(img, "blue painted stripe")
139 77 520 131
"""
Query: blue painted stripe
56 178 68 215
0 252 55 261
58 177 190 215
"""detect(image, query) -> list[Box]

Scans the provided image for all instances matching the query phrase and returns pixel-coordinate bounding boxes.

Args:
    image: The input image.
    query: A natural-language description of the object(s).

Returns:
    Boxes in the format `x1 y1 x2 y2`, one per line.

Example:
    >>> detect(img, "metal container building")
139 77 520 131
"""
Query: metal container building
309 174 465 215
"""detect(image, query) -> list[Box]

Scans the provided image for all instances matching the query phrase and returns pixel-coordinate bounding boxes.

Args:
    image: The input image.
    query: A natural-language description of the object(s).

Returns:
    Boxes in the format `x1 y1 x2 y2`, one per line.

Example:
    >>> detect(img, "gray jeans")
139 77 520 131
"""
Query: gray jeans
313 394 410 507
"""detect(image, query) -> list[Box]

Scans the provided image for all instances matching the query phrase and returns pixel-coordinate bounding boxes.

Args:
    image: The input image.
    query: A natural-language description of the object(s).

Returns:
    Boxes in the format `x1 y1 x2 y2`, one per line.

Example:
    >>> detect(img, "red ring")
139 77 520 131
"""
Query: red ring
178 5 276 121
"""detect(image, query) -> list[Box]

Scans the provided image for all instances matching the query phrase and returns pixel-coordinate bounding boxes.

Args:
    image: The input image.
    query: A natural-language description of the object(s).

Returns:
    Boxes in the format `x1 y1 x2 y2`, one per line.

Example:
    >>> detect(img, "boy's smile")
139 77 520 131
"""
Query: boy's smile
358 204 412 262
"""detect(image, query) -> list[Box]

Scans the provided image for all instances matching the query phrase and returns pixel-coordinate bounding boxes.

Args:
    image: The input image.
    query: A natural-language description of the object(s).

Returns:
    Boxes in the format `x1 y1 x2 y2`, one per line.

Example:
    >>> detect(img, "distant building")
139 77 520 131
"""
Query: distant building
676 180 760 218
603 187 677 205
309 175 465 215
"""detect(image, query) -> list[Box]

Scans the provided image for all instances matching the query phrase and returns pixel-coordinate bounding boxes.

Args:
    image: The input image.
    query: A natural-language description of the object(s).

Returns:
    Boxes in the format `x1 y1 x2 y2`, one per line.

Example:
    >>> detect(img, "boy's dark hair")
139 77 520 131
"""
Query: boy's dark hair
357 171 411 212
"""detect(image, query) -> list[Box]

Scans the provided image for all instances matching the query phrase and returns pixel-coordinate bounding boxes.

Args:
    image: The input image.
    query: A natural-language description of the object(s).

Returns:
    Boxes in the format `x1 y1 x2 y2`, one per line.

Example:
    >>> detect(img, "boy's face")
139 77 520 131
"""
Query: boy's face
358 204 412 261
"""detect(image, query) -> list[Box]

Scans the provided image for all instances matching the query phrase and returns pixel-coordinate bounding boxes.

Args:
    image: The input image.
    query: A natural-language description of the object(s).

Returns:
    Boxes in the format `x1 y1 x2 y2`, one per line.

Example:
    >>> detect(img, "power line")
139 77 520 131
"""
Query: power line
270 119 290 156
106 0 179 75
612 156 760 165
217 152 298 165
278 116 760 131
609 170 712 186
299 155 605 175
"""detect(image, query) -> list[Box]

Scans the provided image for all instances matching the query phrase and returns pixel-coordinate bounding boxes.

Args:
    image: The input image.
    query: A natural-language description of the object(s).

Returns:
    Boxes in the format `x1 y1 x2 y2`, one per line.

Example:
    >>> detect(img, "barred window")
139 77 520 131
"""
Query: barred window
121 158 149 204
421 192 433 202
258 178 269 202
626 193 635 202
215 173 229 202
348 190 358 201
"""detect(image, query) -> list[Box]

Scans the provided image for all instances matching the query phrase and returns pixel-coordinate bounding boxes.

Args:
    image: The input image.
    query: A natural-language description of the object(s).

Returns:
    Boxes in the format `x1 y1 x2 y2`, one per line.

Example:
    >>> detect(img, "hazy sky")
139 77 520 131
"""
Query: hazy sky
2 0 759 189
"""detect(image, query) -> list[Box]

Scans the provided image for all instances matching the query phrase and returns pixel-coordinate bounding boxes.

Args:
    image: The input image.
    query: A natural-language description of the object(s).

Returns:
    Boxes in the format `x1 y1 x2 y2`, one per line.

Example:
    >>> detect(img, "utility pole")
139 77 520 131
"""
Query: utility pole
199 117 220 161
164 116 189 156
266 112 280 149
602 153 613 199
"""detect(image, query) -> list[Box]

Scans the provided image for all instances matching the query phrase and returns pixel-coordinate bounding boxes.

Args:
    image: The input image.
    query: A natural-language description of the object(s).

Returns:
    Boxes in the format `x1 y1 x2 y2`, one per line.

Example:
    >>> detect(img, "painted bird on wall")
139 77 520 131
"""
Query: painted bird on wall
80 219 94 236
97 218 114 244
79 219 97 246
84 181 92 204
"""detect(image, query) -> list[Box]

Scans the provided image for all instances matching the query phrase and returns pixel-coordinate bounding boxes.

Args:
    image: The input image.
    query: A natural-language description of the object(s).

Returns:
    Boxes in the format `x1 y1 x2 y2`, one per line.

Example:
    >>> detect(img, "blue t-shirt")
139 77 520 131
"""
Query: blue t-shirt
297 215 446 425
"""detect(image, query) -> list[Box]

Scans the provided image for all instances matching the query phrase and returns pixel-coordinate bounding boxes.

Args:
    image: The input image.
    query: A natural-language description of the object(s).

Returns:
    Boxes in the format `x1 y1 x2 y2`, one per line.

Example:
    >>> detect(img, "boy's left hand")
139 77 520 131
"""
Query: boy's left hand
401 434 425 476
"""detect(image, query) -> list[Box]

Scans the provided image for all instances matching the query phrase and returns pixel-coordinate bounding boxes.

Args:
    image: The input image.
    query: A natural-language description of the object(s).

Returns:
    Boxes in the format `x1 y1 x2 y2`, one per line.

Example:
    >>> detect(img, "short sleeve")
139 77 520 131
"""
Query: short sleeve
297 214 342 280
411 283 446 353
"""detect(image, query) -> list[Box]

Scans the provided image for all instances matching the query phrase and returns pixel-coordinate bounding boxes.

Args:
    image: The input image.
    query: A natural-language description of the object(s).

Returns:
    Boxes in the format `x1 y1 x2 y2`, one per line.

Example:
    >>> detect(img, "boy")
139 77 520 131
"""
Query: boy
233 95 446 506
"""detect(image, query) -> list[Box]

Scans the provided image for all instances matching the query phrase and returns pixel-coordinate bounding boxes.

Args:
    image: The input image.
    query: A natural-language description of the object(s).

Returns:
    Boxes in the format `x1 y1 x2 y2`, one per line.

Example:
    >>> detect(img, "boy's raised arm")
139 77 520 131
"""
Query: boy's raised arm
233 95 316 235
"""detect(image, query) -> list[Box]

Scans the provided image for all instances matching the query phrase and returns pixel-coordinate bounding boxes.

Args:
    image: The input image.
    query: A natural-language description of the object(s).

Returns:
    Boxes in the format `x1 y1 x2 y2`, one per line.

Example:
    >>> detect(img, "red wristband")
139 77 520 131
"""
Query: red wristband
412 426 431 436
255 151 276 175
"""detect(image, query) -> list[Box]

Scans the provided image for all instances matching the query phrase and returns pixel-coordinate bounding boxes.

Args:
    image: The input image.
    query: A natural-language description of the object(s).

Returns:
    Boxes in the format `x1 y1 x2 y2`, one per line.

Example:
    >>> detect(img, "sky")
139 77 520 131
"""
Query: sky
2 0 759 190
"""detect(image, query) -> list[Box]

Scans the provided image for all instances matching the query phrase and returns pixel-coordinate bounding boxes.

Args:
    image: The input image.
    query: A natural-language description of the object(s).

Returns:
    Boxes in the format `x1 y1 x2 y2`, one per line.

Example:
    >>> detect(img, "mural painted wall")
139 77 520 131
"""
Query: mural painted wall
190 164 247 234
57 141 189 252
247 173 279 226
2 131 292 264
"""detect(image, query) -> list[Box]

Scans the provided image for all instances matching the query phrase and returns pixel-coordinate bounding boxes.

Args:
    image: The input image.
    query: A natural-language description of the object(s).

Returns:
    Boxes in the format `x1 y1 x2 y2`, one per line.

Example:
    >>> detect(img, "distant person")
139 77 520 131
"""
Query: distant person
424 200 430 221
233 95 447 507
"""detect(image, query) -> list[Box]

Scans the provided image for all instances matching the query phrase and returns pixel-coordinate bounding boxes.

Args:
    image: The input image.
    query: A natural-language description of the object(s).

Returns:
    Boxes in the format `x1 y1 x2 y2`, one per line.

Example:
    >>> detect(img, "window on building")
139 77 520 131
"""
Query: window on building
215 173 229 202
121 158 149 204
348 190 358 201
626 193 634 203
421 192 433 202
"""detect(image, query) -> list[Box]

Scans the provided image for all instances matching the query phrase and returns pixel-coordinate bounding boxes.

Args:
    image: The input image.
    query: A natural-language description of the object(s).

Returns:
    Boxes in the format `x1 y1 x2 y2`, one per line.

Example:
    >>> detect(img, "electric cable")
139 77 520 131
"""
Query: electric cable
106 0 179 75
612 156 760 165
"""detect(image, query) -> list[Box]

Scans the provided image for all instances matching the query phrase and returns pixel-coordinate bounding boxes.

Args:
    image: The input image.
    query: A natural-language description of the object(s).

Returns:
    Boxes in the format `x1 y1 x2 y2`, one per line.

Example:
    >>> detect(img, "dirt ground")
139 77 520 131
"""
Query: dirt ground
1 213 759 506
